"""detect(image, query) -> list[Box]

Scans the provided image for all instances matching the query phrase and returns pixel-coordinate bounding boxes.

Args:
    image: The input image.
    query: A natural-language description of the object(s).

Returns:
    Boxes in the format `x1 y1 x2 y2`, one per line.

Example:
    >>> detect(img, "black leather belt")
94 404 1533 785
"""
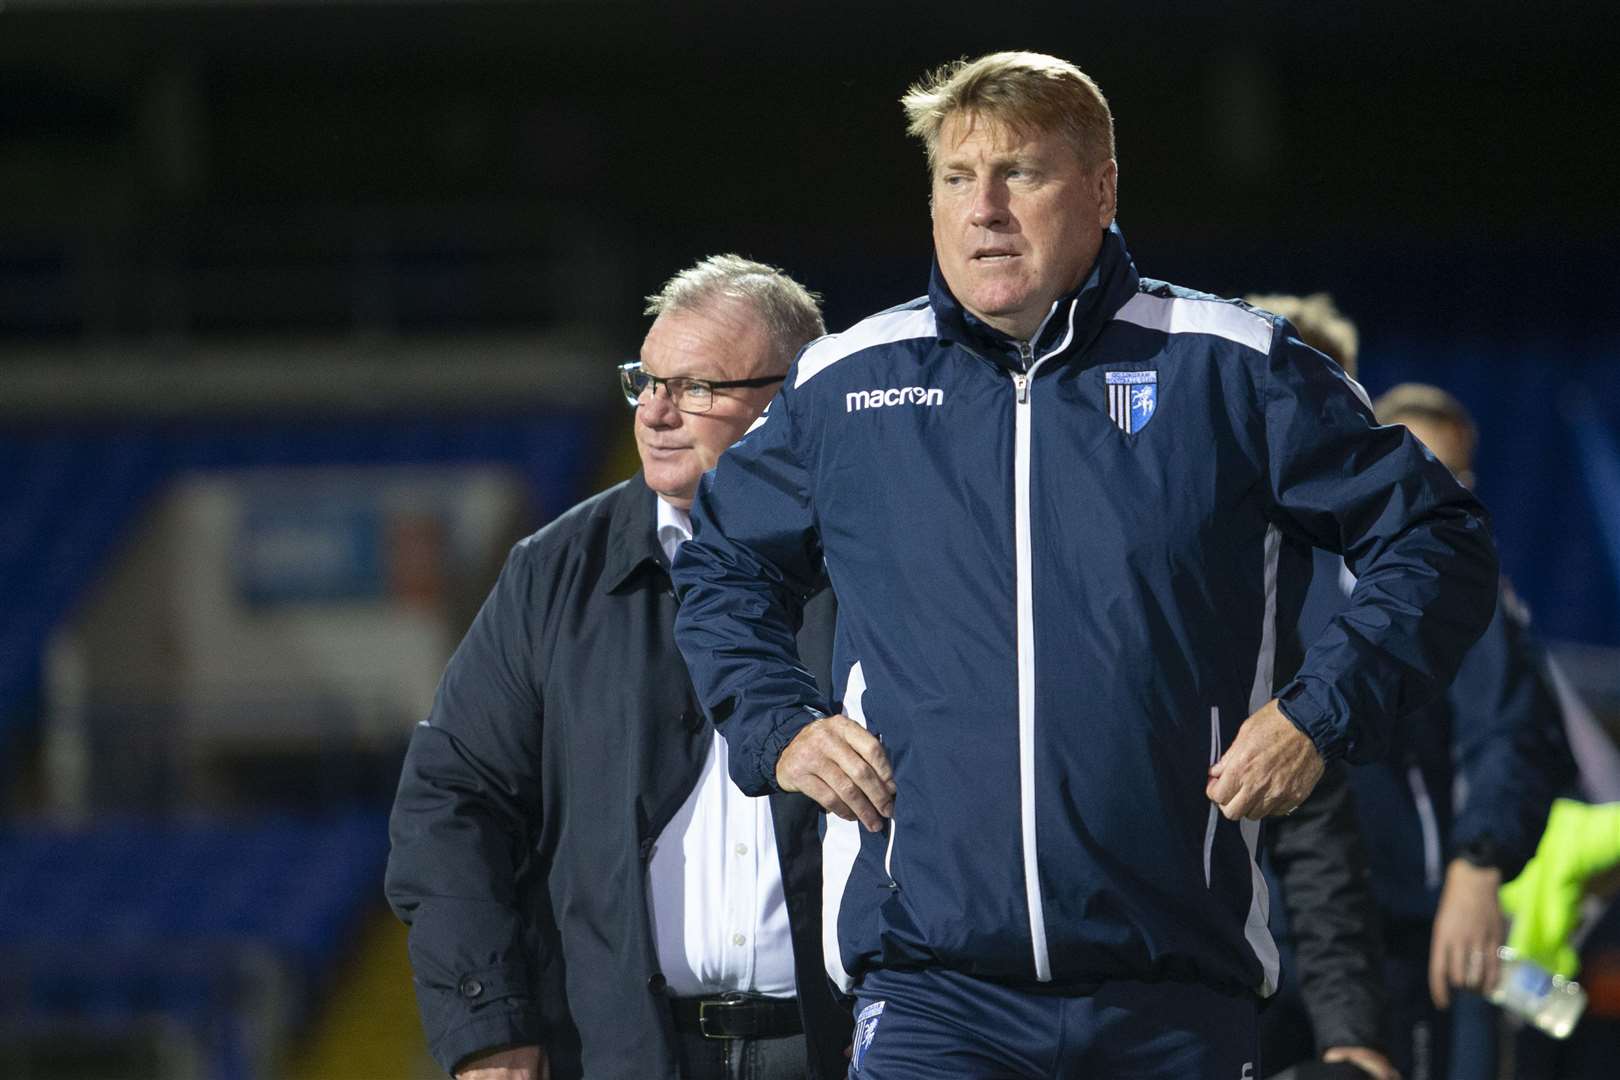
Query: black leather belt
669 992 802 1039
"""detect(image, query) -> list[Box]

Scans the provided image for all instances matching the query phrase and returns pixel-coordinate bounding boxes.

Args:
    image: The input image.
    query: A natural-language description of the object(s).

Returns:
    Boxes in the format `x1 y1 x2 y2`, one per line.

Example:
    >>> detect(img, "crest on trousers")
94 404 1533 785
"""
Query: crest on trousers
852 999 885 1071
1105 370 1158 434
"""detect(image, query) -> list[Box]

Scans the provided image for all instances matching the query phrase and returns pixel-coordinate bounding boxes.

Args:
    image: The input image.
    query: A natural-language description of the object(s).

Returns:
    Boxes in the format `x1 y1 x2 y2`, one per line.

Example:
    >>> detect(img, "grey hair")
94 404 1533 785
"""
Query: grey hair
643 254 826 373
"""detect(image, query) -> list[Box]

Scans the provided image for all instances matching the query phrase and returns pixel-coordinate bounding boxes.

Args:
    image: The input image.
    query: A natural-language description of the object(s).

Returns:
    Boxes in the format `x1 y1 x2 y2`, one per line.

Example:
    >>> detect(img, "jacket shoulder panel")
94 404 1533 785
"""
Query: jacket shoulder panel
793 299 936 388
1113 282 1274 356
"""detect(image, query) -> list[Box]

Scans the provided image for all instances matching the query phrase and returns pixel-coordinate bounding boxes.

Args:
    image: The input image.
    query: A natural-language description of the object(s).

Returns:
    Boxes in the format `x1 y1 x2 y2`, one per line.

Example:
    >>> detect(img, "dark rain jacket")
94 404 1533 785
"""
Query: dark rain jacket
385 475 849 1079
1264 762 1388 1054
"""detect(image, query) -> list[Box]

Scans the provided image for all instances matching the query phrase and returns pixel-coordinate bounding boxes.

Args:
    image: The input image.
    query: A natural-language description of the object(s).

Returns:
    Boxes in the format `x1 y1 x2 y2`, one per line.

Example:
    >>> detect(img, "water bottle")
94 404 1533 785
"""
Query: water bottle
1487 946 1587 1038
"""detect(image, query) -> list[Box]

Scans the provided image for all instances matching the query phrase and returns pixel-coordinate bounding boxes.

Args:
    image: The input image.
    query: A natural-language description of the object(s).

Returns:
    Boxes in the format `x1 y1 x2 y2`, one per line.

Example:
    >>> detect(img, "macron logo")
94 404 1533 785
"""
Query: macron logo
845 386 944 413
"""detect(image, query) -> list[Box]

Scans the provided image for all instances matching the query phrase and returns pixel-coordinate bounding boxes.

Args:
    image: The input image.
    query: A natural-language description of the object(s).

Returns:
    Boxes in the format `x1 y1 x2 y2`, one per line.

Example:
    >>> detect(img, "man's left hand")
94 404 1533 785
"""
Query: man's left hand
1430 858 1505 1008
1323 1045 1402 1080
1205 699 1324 821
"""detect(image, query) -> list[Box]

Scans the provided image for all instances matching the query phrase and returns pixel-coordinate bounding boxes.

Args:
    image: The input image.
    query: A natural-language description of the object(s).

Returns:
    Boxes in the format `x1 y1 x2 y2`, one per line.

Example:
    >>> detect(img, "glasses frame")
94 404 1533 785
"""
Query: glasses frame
618 361 785 415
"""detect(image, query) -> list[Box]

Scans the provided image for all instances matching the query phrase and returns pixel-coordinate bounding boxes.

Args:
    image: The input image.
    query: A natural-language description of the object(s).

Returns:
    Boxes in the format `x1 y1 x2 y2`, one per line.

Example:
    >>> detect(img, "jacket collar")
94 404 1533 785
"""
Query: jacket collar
602 473 670 595
927 222 1141 369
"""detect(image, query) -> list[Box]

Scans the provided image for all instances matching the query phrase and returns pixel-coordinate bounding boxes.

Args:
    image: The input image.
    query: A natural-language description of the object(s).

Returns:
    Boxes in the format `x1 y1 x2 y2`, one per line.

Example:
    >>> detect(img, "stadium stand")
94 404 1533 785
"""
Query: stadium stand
0 812 387 1080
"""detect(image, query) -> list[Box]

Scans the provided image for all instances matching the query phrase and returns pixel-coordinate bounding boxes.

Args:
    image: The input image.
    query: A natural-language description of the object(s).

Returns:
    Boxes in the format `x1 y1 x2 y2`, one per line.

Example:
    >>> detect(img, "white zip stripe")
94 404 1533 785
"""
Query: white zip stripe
1204 707 1220 887
1407 766 1444 890
1013 376 1048 981
1025 298 1063 360
1009 299 1081 984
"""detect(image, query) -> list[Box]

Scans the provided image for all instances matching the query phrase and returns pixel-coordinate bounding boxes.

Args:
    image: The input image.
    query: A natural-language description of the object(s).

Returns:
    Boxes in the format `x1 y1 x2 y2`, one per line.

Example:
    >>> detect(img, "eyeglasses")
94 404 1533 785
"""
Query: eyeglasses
617 361 785 415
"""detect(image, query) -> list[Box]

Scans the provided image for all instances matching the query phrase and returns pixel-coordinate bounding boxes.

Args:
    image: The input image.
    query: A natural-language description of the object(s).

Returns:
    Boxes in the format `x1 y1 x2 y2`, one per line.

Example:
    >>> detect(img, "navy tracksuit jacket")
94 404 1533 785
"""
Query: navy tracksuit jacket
672 225 1499 1002
1297 551 1575 922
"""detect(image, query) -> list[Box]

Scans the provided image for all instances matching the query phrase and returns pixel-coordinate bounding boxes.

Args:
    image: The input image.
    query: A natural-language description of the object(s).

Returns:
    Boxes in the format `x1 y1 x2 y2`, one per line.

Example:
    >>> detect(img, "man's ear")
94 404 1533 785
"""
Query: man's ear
1094 159 1119 227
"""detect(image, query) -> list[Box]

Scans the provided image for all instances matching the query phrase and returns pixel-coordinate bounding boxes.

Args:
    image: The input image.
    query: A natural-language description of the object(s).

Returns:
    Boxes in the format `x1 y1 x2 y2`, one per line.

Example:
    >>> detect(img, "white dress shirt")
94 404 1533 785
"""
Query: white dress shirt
646 498 797 998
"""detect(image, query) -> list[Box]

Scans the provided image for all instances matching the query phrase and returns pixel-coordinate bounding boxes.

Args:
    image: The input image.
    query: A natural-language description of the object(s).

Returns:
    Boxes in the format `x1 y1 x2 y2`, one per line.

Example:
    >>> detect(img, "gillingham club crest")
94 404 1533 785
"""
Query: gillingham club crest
852 999 885 1071
1105 369 1157 434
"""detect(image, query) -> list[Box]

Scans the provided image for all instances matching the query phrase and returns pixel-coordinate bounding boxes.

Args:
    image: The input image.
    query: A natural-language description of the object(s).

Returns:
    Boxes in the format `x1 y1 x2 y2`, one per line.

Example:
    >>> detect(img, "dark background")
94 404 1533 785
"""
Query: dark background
4 1 1617 336
4 2 1617 649
1 5 1617 1077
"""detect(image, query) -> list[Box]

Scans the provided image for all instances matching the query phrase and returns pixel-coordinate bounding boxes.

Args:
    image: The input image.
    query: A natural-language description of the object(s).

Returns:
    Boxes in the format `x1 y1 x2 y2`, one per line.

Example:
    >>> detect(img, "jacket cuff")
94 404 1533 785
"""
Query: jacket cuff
1275 679 1349 763
436 1007 545 1077
416 962 541 1075
755 706 826 795
1307 1004 1387 1057
1450 830 1527 880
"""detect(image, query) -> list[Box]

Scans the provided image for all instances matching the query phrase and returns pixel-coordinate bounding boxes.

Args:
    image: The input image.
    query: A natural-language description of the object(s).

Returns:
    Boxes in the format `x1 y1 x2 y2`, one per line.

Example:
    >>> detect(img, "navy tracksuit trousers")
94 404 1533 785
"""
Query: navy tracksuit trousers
849 967 1259 1079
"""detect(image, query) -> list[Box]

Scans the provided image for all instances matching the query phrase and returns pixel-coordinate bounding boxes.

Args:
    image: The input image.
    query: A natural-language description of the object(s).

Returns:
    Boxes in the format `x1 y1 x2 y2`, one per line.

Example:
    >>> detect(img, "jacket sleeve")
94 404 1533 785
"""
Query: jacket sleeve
1449 584 1577 879
1266 762 1388 1053
384 541 548 1074
672 379 829 796
1260 324 1501 763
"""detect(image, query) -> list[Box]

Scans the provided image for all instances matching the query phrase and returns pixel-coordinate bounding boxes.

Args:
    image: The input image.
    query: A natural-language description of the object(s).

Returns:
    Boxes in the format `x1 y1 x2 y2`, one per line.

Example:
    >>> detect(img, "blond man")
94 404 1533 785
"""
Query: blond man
673 54 1497 1077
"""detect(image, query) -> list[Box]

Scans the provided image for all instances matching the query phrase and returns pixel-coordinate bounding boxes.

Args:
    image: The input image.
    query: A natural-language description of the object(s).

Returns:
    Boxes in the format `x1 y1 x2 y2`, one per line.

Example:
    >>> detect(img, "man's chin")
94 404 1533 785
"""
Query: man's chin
961 285 1035 320
644 468 698 506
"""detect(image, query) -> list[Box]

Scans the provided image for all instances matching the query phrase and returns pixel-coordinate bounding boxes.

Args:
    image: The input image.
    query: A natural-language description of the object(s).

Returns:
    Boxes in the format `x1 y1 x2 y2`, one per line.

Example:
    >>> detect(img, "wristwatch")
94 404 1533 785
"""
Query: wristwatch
1455 837 1504 870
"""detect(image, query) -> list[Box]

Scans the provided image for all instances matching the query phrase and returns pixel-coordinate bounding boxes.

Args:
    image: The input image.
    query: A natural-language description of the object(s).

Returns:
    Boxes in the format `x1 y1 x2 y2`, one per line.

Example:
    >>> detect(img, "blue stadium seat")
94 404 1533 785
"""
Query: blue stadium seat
0 810 389 1080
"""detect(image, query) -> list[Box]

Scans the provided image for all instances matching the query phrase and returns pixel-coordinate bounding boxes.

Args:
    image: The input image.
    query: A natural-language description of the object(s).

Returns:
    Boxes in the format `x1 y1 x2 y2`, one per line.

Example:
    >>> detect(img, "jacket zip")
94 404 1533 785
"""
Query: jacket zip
1009 300 1080 983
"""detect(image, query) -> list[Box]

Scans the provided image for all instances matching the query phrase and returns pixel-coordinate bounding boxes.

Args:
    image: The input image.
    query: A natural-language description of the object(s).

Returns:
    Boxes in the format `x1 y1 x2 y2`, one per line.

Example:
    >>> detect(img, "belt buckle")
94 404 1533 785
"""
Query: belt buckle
697 992 752 1040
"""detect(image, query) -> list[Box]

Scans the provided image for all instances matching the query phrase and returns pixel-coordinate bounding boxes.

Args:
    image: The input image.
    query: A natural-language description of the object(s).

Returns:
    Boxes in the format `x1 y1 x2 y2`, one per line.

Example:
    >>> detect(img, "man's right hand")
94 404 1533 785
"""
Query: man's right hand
455 1044 547 1080
776 714 895 831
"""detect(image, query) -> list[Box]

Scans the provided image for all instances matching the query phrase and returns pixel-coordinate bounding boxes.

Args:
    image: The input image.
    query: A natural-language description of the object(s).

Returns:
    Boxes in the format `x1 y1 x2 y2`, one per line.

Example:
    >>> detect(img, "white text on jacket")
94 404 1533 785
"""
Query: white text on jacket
845 387 945 412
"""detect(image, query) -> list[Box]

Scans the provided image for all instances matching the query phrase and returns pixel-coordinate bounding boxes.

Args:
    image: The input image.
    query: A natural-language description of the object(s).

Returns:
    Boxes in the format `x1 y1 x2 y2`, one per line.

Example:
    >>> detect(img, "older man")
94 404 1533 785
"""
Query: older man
671 53 1499 1077
386 255 849 1080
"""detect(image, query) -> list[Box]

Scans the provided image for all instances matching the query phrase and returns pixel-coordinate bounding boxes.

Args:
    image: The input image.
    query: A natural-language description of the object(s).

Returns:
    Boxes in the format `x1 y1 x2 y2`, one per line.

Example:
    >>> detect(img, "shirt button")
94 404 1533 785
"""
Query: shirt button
459 977 483 999
732 932 747 947
734 843 748 856
647 972 667 993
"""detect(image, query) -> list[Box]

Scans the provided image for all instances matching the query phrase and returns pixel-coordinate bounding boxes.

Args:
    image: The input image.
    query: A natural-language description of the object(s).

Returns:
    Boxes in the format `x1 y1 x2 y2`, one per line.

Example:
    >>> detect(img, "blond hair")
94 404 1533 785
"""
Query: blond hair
901 51 1115 172
1245 292 1361 378
644 254 825 373
1371 383 1478 453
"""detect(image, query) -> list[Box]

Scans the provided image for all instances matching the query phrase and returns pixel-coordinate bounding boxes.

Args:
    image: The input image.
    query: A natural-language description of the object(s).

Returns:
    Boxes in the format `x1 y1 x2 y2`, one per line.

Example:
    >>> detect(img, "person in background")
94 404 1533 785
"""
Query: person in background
385 255 850 1080
1291 381 1577 1080
672 52 1498 1078
1248 294 1399 1080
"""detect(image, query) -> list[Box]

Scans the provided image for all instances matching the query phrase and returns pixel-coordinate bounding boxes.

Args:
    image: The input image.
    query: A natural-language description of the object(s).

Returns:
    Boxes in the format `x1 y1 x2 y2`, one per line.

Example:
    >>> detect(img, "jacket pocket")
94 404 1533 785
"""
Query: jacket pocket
882 745 899 891
844 664 898 890
1204 706 1220 888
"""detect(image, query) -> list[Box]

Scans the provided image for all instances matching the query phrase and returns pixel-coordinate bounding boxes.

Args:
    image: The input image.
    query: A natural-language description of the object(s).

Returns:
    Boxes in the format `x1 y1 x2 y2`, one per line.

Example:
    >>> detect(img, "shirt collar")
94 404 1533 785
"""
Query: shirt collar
656 496 693 566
